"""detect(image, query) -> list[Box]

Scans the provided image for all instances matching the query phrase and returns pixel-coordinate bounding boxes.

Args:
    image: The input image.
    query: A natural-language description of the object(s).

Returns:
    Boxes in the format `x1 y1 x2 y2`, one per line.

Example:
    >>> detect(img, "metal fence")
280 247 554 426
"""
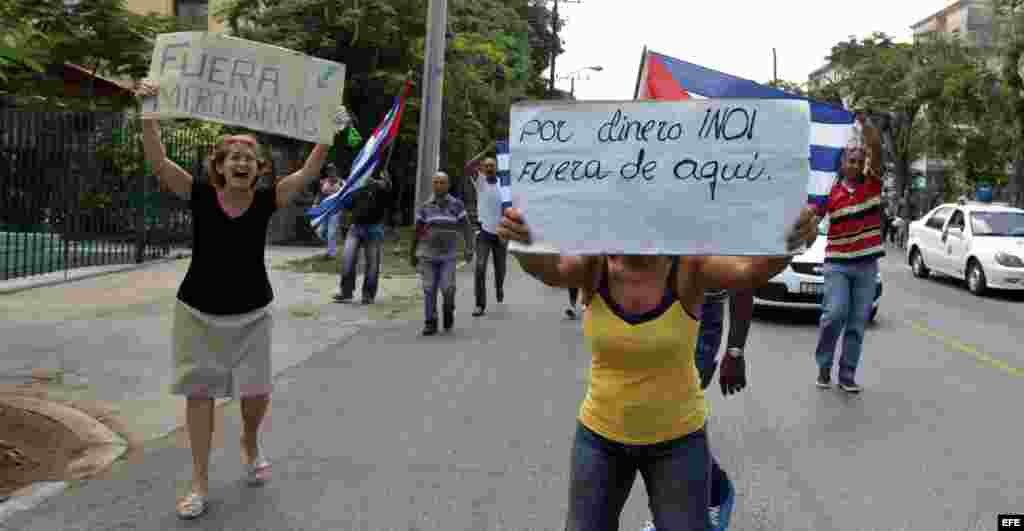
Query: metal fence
0 109 214 281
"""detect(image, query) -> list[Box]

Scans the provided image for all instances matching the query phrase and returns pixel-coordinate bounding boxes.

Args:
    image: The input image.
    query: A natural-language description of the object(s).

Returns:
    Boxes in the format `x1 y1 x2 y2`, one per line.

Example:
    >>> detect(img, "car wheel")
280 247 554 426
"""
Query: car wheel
967 260 987 296
910 248 930 278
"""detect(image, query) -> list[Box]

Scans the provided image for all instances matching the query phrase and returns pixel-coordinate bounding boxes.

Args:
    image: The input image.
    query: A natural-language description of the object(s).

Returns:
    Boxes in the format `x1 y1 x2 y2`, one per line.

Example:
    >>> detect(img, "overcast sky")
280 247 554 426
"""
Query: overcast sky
550 0 955 100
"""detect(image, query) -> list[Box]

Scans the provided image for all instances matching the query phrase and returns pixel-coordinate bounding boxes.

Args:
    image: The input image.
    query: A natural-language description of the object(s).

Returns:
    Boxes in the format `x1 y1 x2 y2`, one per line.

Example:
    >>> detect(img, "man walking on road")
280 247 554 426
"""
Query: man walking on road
813 119 885 393
410 171 474 336
466 150 507 317
333 171 392 305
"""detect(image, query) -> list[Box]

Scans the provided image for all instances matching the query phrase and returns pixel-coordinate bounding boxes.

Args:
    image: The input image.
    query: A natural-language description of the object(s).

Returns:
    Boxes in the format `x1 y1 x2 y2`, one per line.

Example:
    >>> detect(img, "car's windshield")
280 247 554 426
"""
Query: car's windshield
970 211 1024 237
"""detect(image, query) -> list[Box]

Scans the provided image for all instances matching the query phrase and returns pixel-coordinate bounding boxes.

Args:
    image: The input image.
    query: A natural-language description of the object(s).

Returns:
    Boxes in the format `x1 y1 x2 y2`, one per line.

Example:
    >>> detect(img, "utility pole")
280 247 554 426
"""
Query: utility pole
547 0 583 96
772 48 778 84
549 0 559 94
415 0 448 209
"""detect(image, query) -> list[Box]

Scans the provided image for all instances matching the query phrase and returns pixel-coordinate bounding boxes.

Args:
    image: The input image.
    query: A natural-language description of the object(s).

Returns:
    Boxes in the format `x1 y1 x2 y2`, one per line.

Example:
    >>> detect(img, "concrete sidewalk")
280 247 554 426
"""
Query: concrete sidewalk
0 245 426 516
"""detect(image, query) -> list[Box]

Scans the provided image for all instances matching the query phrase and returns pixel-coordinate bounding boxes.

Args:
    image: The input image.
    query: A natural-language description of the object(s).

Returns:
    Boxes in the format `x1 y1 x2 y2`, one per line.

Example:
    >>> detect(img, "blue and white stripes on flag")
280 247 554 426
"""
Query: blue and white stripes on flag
636 49 854 209
307 81 410 229
496 140 513 212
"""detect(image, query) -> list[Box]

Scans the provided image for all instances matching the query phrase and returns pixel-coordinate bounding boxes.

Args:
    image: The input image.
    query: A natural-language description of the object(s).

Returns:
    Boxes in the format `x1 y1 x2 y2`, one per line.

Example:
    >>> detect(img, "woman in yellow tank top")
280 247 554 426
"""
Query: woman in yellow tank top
496 207 819 531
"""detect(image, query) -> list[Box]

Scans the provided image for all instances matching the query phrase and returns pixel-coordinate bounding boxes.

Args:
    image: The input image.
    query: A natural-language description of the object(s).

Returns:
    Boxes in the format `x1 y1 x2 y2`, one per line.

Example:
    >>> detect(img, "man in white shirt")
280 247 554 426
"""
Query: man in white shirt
466 154 506 316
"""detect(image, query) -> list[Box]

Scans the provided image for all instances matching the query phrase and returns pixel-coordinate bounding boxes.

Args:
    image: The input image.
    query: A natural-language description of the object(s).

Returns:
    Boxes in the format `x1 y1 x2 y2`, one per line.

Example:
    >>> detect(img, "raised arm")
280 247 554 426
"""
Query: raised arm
275 144 330 209
514 253 594 289
689 206 819 293
137 81 192 199
496 207 593 288
692 255 793 292
464 140 495 179
862 121 883 185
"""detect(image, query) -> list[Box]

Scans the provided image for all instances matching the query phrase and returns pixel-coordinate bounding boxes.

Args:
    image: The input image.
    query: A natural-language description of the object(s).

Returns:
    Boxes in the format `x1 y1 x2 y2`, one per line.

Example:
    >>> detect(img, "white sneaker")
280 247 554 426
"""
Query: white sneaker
565 305 577 319
709 505 721 528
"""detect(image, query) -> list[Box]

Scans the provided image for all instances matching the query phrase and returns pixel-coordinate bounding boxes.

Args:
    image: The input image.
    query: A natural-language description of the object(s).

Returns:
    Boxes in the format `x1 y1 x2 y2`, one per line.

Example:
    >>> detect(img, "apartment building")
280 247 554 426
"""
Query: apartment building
124 0 227 33
910 0 994 47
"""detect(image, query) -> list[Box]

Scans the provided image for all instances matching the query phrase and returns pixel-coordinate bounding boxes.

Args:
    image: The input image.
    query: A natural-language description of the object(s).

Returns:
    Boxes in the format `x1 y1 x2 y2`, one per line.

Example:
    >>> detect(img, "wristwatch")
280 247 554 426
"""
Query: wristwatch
726 347 744 358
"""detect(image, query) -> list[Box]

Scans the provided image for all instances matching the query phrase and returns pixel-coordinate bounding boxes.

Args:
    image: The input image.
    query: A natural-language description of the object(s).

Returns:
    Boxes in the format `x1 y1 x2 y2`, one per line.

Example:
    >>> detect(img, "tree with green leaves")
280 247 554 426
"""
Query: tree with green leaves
919 36 1012 200
987 0 1024 205
0 0 182 110
808 32 968 200
215 0 554 221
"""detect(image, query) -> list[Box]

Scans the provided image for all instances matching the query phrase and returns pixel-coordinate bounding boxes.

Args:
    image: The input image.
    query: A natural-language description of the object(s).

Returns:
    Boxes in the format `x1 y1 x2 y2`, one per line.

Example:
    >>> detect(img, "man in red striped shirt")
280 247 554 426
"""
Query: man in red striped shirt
813 118 885 393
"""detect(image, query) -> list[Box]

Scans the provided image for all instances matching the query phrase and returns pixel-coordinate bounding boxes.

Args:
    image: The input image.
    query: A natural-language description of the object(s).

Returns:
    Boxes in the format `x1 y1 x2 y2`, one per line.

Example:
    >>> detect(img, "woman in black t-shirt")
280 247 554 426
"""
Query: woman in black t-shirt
137 80 332 520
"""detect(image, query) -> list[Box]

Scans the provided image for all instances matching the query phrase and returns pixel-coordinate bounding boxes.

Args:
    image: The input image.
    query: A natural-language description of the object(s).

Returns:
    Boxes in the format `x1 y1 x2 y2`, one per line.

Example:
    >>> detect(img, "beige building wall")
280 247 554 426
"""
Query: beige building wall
911 0 991 45
126 0 173 16
125 0 227 33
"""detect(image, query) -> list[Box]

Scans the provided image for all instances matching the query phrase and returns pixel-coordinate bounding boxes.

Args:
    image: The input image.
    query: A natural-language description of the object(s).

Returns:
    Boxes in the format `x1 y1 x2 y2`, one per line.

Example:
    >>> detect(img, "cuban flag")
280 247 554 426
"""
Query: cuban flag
635 48 854 209
307 80 411 229
496 139 513 212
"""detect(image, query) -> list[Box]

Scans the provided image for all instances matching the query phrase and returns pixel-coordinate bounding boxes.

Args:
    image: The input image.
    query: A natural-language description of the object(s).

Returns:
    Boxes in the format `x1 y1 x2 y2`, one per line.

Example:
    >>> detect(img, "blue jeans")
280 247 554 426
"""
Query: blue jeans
814 260 878 381
567 422 712 531
339 226 383 301
418 258 456 323
693 296 735 515
316 213 340 257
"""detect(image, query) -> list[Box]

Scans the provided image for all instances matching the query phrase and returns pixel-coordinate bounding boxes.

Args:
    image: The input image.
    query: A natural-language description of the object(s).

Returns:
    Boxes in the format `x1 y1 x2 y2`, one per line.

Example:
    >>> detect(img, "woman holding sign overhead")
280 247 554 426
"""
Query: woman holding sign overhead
496 206 819 530
136 80 332 520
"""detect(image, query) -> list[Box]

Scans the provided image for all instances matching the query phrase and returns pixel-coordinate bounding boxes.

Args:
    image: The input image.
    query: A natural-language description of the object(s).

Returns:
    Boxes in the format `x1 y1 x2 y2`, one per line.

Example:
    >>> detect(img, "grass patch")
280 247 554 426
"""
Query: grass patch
276 225 470 279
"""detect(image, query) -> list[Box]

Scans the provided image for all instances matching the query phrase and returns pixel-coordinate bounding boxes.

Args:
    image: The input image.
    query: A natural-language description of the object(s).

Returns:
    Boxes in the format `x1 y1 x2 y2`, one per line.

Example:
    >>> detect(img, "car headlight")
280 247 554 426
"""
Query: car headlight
994 252 1024 268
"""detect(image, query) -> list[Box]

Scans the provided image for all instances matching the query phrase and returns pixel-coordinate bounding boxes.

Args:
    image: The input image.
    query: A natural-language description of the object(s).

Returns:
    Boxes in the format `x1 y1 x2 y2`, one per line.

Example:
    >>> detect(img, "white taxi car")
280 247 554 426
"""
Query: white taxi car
753 218 883 322
907 201 1024 295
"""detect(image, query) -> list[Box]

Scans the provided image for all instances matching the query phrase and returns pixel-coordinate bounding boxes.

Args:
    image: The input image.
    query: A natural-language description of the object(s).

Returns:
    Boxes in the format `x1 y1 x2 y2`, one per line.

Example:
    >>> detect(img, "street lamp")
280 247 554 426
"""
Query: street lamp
558 65 603 98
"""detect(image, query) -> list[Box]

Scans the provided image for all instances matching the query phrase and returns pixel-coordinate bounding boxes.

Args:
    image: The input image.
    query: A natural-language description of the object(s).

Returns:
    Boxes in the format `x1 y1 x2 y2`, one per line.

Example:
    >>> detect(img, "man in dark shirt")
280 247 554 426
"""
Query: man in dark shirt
333 171 392 304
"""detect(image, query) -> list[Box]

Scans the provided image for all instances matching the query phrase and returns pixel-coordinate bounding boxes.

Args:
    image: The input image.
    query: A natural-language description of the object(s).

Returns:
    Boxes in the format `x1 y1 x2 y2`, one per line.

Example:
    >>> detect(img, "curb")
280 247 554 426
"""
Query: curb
0 482 67 523
0 396 129 525
0 318 378 526
0 248 416 524
0 252 192 296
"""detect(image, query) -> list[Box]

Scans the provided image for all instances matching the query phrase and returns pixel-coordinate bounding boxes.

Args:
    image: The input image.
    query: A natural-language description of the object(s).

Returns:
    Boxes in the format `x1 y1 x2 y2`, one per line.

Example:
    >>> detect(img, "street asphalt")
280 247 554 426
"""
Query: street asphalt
1 247 1022 530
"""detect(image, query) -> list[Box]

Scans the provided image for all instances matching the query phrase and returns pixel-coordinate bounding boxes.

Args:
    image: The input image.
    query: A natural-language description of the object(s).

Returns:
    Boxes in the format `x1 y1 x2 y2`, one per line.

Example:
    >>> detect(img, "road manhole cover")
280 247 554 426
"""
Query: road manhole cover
0 403 86 498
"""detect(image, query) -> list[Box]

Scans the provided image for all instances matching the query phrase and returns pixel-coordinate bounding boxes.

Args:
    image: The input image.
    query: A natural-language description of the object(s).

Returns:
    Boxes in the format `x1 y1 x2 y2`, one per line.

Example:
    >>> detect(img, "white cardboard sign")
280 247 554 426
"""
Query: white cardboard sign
508 99 810 255
142 32 346 144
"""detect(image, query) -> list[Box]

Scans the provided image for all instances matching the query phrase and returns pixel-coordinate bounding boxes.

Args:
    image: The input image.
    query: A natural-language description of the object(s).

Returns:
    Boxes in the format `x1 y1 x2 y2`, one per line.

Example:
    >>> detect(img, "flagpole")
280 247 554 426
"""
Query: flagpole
380 75 412 178
632 45 647 100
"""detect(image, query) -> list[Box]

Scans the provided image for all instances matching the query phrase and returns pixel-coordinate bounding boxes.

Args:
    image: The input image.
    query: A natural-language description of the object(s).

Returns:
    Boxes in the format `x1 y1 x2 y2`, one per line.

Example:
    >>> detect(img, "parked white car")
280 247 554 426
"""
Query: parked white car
753 218 883 322
907 201 1024 295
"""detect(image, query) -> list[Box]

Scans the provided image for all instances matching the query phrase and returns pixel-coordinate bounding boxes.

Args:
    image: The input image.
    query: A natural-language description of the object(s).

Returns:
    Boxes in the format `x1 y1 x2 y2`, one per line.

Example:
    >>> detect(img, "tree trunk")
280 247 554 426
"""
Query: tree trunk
1012 159 1024 207
897 155 912 199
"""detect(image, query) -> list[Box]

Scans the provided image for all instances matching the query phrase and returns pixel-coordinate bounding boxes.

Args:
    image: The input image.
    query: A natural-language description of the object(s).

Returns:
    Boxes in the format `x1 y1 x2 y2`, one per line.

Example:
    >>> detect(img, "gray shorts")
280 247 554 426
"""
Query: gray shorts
170 301 273 399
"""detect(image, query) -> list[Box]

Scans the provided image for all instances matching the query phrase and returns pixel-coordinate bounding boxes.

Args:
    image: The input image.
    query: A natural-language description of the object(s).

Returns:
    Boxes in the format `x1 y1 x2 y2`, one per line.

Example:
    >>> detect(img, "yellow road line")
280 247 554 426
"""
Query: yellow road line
906 319 1024 377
